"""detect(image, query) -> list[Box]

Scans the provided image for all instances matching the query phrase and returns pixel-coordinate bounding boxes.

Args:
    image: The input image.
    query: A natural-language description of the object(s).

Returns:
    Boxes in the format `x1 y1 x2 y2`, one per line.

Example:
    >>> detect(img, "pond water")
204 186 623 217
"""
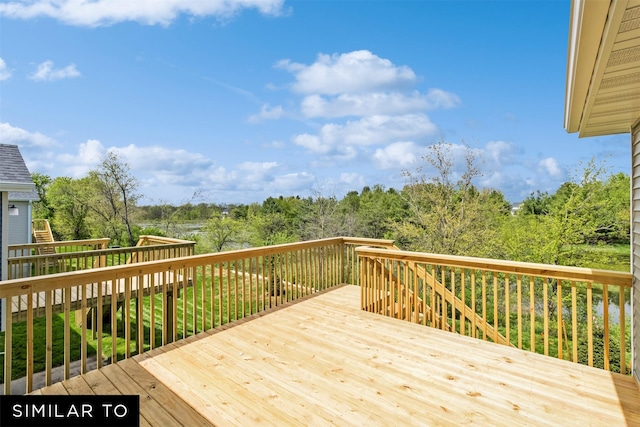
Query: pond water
595 300 632 324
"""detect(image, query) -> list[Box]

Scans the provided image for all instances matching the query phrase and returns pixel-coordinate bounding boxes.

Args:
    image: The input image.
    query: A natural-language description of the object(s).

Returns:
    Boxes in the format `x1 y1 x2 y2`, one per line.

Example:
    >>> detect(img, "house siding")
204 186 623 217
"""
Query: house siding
7 201 30 244
632 122 640 383
0 192 4 331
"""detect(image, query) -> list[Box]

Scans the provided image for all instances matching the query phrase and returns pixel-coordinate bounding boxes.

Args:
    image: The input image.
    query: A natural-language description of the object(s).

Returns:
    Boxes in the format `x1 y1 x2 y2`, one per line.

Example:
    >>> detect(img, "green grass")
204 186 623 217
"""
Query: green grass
561 242 630 271
0 269 290 381
0 312 97 381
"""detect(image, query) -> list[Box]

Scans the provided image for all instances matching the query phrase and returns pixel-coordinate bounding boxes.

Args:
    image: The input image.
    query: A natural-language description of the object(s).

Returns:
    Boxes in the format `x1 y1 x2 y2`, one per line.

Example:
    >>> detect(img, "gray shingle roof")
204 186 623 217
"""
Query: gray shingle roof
9 190 39 201
0 144 33 184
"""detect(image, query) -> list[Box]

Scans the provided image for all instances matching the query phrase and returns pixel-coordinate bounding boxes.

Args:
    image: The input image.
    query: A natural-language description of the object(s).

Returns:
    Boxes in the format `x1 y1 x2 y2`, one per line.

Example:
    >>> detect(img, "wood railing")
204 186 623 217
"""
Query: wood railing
135 235 194 247
7 237 195 280
357 246 632 374
0 237 392 394
9 239 111 258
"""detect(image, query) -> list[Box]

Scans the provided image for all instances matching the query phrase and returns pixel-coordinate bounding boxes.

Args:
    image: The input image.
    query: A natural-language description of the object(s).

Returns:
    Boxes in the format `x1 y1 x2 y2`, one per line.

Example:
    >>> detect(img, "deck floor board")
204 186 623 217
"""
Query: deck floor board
34 285 640 426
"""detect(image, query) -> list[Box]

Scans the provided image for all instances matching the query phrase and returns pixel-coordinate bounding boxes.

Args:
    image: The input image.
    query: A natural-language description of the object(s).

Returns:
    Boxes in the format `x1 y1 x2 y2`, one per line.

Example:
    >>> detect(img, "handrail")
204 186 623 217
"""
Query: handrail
6 242 196 280
357 246 632 375
356 247 631 286
8 239 111 257
0 236 385 394
136 235 196 246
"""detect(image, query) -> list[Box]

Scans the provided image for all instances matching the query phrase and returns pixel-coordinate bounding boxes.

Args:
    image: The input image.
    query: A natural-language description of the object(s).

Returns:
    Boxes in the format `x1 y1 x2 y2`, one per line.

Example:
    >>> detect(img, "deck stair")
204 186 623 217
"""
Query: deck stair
367 249 512 346
31 219 56 255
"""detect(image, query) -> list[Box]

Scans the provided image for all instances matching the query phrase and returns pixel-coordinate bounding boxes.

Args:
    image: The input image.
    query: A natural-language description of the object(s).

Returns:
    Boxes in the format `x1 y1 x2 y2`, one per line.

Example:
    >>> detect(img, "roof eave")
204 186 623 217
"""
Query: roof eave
564 0 612 135
0 182 36 193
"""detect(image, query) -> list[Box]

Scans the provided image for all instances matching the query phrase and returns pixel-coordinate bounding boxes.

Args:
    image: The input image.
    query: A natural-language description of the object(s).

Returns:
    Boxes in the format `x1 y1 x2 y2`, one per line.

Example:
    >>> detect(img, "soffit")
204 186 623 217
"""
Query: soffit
566 0 640 137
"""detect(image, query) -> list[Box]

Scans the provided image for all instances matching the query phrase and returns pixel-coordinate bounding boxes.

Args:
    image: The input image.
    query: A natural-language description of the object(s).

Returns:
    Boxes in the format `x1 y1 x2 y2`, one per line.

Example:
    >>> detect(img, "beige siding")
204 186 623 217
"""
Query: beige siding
632 122 640 383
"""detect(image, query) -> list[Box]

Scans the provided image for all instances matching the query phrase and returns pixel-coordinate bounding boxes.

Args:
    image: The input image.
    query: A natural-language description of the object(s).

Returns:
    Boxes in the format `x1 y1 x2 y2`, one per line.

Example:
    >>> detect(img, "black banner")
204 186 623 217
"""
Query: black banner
0 395 139 427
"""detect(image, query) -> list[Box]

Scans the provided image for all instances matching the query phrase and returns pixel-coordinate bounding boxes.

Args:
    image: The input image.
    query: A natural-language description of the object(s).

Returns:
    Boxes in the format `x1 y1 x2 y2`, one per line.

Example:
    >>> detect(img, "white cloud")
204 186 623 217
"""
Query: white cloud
57 139 105 177
55 141 217 184
292 134 329 154
301 89 461 118
262 140 286 149
0 58 11 80
248 104 284 123
270 172 315 192
0 0 285 27
29 60 81 81
198 161 282 191
373 141 420 169
278 50 417 95
236 161 279 183
480 171 506 189
424 88 462 110
299 92 405 119
0 122 58 148
538 157 564 179
293 113 437 156
484 140 518 167
339 172 365 187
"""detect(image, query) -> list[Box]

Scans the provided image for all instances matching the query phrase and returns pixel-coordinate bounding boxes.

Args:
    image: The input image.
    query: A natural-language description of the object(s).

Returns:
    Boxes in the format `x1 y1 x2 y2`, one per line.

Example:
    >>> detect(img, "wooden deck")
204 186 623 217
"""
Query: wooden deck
32 285 640 426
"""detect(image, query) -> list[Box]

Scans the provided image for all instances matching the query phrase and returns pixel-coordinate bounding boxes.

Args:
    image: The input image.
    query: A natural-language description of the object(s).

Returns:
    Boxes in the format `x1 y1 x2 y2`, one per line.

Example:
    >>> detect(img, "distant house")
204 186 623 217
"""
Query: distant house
0 144 36 330
510 202 523 216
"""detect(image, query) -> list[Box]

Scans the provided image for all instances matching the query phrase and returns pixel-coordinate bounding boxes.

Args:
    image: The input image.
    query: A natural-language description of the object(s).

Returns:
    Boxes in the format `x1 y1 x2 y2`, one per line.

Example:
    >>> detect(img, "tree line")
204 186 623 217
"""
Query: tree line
32 143 630 269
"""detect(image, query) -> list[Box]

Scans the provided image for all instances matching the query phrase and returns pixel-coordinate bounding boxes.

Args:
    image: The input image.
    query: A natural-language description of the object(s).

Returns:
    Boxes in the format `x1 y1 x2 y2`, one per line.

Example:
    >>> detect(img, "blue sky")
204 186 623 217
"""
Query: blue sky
0 0 630 205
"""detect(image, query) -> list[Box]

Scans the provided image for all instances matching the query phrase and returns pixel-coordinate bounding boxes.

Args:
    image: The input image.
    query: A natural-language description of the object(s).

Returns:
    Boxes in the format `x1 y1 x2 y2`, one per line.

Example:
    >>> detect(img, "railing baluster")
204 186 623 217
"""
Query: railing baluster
530 276 535 353
430 265 436 328
64 286 70 380
160 270 166 345
505 275 510 346
45 290 53 385
111 274 118 362
137 273 145 354
471 270 476 338
234 261 240 319
450 270 456 333
557 279 563 360
571 281 578 363
81 282 87 374
513 275 520 348
26 288 33 393
620 287 626 374
603 284 610 371
180 268 186 337
461 270 466 336
4 296 12 395
172 269 179 341
482 271 487 340
587 282 593 367
543 278 549 356
124 277 132 359
422 263 428 326
97 279 103 365
218 258 226 326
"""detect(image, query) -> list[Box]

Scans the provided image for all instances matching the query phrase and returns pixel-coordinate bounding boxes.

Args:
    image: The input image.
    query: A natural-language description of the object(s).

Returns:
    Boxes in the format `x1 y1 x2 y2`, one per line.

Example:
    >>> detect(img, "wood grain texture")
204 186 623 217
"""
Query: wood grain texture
32 285 640 426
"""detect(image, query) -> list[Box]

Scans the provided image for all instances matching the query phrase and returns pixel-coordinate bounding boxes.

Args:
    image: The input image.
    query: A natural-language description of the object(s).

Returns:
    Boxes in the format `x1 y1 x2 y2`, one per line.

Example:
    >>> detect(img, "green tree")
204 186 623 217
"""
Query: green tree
201 213 243 252
47 177 92 240
301 186 343 240
503 160 630 266
356 185 407 239
394 141 505 256
88 152 141 246
31 172 54 220
519 190 552 216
